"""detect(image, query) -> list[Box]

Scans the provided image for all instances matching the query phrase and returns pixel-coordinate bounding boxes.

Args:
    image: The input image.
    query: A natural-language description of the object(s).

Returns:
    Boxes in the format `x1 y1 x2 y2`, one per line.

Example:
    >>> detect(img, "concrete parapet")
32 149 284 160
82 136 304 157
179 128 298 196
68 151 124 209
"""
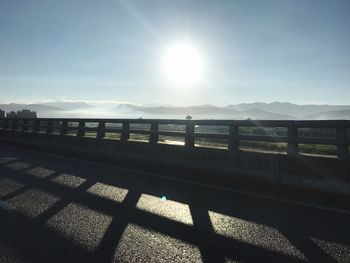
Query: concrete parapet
0 129 349 197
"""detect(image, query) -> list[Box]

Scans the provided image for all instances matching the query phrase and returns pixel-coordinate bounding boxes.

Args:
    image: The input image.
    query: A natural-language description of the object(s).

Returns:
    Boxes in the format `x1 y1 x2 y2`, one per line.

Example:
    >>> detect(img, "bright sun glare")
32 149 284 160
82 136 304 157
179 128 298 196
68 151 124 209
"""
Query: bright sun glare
162 42 203 85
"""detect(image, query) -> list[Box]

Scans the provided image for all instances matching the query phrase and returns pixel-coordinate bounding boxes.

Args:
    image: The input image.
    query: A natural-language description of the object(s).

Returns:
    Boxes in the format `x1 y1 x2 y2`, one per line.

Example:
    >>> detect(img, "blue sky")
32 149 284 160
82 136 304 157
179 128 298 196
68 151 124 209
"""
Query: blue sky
1 0 349 105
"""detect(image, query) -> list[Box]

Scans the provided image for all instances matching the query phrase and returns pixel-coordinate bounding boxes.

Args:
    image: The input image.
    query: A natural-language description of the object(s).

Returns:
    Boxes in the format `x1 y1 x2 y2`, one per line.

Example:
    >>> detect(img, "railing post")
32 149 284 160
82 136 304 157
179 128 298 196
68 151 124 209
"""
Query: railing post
185 120 194 148
121 121 129 142
34 119 40 133
61 120 68 135
228 122 239 159
77 121 85 137
47 119 53 134
97 121 105 139
149 122 159 145
287 123 299 155
336 122 349 160
23 119 28 132
11 119 18 131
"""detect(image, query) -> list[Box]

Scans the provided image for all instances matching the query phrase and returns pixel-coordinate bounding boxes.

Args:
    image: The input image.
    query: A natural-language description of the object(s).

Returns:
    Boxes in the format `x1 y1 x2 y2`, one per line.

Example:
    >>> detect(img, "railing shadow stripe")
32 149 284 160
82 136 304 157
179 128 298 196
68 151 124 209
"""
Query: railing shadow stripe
93 191 141 263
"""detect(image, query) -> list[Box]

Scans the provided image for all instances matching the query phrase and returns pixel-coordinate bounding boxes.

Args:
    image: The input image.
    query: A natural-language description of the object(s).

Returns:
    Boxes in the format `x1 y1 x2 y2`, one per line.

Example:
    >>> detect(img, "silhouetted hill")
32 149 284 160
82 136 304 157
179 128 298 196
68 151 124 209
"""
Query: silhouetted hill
113 102 350 119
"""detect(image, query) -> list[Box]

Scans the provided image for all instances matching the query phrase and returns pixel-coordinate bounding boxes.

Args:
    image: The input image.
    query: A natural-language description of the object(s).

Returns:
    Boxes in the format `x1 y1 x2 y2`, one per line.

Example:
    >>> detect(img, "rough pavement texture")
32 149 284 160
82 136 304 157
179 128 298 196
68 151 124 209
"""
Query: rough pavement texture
0 145 349 263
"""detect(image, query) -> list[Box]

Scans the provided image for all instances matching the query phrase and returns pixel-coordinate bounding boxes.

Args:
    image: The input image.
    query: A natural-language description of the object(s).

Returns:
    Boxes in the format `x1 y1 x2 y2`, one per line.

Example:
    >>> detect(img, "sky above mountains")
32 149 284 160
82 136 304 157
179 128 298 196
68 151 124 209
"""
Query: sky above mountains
1 0 349 105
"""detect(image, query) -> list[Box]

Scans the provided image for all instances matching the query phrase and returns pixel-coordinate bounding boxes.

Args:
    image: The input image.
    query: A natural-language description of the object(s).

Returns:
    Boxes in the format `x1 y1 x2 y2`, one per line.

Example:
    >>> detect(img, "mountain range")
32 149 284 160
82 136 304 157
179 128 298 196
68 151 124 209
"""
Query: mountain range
0 101 349 120
113 102 350 120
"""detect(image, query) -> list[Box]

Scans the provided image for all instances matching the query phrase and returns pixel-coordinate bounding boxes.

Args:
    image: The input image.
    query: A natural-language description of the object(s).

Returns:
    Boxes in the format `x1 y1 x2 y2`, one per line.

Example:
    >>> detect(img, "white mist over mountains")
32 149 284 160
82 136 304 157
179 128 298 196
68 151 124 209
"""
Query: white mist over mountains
0 100 350 120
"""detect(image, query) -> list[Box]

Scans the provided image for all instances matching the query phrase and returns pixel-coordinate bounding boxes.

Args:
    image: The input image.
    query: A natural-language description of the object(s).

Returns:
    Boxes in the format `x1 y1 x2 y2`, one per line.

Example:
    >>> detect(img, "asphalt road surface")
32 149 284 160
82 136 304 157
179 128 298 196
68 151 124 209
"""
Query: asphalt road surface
0 144 349 263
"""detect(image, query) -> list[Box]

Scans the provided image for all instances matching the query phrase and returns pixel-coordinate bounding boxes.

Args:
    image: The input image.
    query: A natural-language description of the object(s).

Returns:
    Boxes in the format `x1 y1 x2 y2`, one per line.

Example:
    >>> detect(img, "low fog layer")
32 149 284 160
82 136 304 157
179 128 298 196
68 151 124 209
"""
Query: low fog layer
1 101 350 120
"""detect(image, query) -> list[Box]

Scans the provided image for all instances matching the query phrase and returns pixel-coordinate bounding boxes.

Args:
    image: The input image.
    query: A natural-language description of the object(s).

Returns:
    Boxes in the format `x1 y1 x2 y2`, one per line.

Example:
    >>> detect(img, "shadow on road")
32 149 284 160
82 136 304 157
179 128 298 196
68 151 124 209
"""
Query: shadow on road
0 153 349 263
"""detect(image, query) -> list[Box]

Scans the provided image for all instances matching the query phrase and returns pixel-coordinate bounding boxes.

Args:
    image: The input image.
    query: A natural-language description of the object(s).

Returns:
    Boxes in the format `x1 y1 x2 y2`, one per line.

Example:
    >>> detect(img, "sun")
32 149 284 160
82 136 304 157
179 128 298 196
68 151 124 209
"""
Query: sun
162 41 204 85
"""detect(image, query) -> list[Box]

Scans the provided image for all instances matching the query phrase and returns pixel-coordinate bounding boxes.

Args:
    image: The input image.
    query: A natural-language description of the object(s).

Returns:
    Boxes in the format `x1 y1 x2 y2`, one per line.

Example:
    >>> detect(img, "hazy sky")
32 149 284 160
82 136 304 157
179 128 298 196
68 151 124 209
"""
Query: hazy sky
1 0 349 105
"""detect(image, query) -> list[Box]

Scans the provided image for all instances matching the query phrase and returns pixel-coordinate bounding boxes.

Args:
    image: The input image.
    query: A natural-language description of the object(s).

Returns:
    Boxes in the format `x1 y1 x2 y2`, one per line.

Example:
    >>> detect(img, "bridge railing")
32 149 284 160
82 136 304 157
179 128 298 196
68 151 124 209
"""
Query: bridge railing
0 118 349 160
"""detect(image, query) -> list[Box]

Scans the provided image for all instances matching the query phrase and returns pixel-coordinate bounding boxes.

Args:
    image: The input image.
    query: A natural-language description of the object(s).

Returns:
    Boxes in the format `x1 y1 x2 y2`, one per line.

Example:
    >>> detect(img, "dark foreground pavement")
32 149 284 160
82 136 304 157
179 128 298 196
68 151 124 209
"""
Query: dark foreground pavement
0 145 349 263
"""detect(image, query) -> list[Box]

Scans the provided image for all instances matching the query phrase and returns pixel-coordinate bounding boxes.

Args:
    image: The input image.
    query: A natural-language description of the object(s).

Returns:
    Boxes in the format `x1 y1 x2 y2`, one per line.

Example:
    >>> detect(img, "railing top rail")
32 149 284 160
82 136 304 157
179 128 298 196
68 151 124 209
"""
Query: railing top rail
0 118 349 127
294 120 350 128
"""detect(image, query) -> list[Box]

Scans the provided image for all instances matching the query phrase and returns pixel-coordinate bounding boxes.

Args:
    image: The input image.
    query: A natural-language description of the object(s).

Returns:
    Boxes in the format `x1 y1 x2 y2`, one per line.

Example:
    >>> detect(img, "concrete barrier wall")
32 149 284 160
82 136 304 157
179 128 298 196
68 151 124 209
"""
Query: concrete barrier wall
0 129 349 196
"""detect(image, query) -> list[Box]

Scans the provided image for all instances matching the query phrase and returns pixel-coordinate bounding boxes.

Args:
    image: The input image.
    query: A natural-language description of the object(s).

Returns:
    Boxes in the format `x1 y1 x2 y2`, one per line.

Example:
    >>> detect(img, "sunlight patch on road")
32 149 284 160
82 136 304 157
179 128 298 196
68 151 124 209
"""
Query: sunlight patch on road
51 173 86 188
136 194 193 225
24 166 55 178
208 210 305 259
309 237 347 262
0 157 19 164
46 203 112 252
4 161 32 170
7 189 59 218
114 223 202 263
0 178 25 198
87 182 129 203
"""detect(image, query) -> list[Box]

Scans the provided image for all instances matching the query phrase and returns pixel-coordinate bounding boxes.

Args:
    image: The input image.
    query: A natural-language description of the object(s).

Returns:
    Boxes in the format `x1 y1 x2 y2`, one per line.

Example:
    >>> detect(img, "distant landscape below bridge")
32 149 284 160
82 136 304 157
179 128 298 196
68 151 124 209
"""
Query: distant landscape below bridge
1 101 350 120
